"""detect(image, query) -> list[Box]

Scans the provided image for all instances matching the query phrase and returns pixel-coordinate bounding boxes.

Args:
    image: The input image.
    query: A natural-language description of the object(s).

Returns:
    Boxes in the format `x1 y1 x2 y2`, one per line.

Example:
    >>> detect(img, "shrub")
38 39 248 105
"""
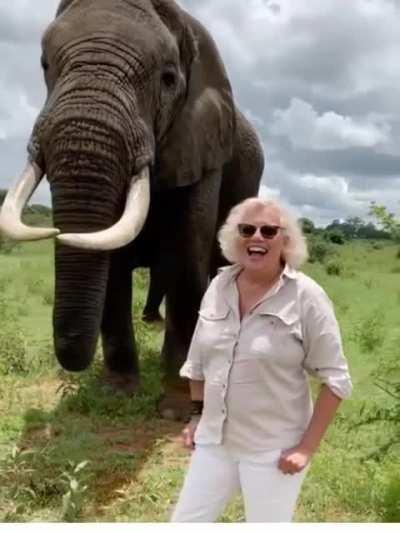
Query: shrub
307 237 333 264
381 474 400 522
323 229 346 245
352 313 385 353
325 261 342 276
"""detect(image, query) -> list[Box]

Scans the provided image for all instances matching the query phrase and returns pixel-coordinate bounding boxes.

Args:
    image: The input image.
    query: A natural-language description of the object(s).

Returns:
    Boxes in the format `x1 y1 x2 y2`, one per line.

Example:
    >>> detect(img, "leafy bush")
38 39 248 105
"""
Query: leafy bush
323 229 346 245
307 237 334 264
381 473 400 522
61 460 91 522
325 261 342 276
351 313 385 353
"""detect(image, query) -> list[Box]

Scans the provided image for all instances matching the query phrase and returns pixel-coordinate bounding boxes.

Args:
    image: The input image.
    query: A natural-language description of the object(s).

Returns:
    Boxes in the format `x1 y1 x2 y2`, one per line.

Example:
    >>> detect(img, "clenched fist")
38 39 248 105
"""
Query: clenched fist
181 416 201 450
278 445 313 475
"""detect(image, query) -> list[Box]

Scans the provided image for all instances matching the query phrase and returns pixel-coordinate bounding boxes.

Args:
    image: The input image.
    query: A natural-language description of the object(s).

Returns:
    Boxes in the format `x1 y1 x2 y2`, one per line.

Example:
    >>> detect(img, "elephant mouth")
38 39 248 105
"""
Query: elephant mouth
0 161 151 251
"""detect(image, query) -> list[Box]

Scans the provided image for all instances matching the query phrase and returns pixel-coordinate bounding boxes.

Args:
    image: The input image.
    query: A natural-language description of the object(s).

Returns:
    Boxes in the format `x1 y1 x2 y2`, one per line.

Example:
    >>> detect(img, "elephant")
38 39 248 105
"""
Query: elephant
0 0 264 419
142 265 166 324
142 243 230 323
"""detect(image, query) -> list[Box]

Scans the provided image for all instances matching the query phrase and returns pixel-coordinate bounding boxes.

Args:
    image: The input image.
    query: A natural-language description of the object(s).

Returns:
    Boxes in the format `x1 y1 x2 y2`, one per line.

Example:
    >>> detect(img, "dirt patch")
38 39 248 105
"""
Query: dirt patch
97 419 183 454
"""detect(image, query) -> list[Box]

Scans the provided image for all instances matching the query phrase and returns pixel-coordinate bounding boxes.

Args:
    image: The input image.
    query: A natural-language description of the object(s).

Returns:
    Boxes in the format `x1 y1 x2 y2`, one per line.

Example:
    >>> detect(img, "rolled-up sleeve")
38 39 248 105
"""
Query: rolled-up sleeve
179 317 205 380
302 286 352 399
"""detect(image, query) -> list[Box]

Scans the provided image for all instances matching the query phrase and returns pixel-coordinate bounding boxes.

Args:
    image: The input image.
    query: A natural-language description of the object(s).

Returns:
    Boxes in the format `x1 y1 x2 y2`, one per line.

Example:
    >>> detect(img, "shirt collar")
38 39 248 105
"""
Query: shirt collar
217 263 297 315
282 263 298 280
217 262 298 282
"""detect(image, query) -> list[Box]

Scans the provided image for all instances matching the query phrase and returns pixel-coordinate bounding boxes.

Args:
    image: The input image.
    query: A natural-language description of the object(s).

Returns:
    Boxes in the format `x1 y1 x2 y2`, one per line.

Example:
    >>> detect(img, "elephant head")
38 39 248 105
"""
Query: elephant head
0 0 235 371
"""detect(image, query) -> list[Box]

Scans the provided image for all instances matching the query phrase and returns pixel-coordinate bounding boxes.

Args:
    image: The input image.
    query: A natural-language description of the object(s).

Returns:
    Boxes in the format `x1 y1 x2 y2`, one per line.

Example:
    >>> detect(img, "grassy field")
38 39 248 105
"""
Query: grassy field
0 238 399 522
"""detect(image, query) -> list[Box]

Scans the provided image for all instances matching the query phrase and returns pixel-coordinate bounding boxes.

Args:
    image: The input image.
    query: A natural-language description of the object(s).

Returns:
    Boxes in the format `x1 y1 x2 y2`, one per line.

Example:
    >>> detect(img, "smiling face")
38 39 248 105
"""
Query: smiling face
235 204 287 274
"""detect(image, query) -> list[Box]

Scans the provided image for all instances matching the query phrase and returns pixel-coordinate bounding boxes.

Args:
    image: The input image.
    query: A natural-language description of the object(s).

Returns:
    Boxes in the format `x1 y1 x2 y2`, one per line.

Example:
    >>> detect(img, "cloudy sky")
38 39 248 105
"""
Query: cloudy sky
1 0 399 226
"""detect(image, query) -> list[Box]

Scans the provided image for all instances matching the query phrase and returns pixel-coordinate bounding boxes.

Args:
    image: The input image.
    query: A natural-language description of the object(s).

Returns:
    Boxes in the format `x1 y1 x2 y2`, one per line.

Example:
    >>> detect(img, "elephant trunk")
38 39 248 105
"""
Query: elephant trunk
53 243 110 371
47 107 147 370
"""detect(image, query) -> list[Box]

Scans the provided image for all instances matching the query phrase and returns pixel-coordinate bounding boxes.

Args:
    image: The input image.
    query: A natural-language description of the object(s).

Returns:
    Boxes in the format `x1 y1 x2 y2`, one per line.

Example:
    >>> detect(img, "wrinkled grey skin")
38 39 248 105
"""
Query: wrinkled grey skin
26 0 264 418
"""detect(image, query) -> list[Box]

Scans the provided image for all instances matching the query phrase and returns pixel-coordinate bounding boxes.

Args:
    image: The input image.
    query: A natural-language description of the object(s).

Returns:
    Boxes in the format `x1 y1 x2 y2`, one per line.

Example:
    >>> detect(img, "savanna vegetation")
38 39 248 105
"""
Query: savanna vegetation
0 197 399 522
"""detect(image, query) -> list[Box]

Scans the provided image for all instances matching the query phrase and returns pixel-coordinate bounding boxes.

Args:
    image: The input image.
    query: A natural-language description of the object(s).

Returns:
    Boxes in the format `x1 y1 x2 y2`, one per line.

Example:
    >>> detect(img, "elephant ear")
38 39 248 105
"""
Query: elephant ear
56 0 78 17
153 5 236 189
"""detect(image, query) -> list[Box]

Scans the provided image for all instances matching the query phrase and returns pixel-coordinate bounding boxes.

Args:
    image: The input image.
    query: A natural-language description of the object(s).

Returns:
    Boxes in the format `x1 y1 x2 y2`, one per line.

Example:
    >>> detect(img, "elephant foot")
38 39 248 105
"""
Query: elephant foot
142 310 164 324
101 368 140 395
156 382 191 421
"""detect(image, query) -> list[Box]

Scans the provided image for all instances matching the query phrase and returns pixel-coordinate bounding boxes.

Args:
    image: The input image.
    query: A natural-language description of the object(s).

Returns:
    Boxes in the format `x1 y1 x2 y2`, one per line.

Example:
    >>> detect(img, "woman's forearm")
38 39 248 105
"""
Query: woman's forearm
299 384 342 454
189 379 204 401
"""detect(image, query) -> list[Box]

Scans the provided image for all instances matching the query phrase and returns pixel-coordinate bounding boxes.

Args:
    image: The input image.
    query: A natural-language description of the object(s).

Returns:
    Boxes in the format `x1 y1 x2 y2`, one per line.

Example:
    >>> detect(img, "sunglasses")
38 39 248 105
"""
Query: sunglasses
237 223 284 239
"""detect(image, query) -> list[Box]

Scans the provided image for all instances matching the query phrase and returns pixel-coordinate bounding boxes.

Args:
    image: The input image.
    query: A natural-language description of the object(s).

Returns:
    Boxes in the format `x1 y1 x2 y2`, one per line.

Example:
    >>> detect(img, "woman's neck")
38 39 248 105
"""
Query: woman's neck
238 262 284 288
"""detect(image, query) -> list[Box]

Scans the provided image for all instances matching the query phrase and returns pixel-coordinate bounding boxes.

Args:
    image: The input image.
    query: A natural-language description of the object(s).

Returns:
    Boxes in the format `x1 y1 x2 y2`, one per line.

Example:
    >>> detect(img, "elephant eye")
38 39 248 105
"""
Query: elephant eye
161 69 177 89
41 54 49 71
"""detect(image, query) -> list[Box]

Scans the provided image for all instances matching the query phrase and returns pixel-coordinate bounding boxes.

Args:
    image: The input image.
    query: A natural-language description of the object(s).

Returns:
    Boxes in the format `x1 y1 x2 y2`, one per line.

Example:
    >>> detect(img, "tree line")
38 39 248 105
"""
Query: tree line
1 189 399 250
299 215 391 244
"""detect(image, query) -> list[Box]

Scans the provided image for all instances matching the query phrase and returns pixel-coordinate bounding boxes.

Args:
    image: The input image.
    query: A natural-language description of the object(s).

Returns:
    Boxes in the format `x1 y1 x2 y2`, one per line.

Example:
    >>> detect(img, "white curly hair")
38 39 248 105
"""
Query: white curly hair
218 197 308 269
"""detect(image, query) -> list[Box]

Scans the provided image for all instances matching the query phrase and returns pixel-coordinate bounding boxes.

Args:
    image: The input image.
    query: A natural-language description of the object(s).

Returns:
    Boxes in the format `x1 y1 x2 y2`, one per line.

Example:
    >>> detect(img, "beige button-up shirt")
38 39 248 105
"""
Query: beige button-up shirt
180 263 352 457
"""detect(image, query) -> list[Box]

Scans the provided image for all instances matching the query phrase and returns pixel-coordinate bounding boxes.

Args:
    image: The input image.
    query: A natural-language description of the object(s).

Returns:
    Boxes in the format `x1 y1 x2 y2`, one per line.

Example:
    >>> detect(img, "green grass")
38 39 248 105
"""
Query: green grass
0 239 399 522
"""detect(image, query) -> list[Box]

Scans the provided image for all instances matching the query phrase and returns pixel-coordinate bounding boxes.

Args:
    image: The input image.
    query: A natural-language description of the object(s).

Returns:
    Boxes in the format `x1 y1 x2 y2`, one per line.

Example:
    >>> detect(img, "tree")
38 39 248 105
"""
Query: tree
299 217 315 234
324 229 345 245
369 203 400 243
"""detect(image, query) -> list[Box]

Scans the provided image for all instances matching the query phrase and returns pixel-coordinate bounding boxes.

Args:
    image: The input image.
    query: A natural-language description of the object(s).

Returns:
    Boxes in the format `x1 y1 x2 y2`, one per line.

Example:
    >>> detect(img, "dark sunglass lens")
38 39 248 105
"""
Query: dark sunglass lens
238 224 256 237
260 225 279 238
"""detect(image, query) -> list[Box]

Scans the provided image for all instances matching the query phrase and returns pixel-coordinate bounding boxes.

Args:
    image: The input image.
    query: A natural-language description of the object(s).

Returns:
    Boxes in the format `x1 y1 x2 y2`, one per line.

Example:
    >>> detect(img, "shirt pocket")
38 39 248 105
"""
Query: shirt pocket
250 310 304 364
198 306 232 353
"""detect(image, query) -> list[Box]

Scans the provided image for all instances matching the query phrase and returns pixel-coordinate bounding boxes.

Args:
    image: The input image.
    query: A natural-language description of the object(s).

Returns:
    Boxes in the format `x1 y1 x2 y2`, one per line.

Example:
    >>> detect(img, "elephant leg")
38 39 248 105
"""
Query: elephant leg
157 171 222 420
142 264 165 323
100 252 140 394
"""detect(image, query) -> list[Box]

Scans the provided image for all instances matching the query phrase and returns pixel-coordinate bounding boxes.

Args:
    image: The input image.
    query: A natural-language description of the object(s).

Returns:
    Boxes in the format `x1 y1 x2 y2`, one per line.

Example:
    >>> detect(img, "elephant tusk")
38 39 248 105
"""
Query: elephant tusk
56 166 151 251
0 161 60 241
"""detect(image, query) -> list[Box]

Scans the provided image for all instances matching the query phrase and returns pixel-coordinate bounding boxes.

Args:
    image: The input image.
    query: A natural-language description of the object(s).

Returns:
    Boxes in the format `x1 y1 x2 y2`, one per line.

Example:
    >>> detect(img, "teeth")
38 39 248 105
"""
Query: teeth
247 246 267 255
248 246 267 253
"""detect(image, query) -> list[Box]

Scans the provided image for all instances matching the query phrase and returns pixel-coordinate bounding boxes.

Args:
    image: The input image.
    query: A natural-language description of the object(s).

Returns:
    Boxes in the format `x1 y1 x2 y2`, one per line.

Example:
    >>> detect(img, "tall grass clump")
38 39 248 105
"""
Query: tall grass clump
0 283 28 376
325 261 342 276
351 312 385 353
0 235 19 255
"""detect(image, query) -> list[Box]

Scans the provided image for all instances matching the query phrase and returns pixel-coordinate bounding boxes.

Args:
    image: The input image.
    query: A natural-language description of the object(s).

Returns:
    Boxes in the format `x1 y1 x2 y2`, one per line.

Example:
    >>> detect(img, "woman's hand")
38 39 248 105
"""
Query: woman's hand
278 445 313 475
181 416 200 450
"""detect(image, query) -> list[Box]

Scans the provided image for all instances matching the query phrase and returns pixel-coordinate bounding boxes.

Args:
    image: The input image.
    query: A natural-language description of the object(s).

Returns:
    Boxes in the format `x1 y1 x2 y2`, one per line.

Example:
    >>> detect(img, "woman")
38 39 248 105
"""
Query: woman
171 197 352 522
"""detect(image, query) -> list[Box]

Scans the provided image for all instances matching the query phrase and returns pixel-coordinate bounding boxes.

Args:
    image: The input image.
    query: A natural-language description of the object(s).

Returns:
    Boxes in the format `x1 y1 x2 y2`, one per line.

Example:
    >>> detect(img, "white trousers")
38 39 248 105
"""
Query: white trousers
171 444 308 523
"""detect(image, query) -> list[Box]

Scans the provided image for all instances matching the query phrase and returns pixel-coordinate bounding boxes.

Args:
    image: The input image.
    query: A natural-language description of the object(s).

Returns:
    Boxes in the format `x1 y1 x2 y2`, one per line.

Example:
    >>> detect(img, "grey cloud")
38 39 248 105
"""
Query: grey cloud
0 0 399 224
0 1 58 44
269 143 400 178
